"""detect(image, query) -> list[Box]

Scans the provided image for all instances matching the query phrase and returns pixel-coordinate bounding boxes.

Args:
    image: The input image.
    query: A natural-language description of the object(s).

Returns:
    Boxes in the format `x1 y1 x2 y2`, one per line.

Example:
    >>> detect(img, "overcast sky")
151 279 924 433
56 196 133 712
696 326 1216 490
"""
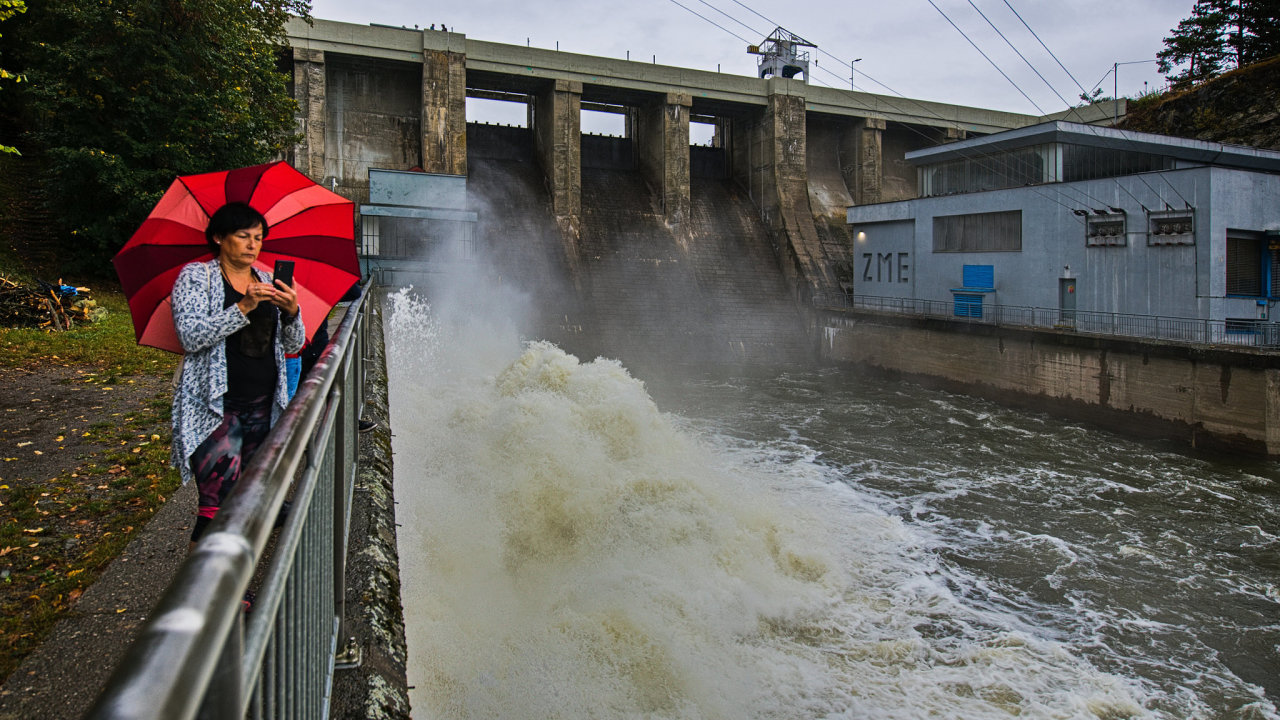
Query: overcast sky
308 0 1191 120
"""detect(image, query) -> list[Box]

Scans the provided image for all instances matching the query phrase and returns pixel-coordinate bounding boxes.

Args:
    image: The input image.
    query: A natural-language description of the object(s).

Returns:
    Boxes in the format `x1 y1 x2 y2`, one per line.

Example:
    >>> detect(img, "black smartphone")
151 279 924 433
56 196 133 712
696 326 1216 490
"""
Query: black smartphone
273 260 295 289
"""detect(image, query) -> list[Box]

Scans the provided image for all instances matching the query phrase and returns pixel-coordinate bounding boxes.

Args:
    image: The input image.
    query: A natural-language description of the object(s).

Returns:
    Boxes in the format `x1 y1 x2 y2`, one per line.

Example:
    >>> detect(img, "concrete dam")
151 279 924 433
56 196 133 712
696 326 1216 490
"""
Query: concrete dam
285 18 1047 369
467 123 813 369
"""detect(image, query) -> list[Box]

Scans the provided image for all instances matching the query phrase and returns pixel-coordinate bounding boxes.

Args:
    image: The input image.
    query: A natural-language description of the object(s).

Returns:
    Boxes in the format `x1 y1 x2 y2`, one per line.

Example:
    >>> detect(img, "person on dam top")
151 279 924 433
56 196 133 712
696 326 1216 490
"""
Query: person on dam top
170 202 305 546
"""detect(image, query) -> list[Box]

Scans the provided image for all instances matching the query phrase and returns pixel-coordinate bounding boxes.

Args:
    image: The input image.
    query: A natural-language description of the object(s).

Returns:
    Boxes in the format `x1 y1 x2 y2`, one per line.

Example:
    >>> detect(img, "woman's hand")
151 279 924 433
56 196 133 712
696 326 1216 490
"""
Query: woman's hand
235 281 272 315
270 278 300 318
235 280 297 317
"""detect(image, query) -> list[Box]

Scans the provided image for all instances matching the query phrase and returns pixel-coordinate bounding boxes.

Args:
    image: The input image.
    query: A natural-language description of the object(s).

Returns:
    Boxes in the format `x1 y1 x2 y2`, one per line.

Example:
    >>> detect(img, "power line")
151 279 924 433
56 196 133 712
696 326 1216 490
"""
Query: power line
663 0 754 45
723 0 779 32
924 0 1047 114
692 0 764 40
1000 0 1089 97
964 0 1072 108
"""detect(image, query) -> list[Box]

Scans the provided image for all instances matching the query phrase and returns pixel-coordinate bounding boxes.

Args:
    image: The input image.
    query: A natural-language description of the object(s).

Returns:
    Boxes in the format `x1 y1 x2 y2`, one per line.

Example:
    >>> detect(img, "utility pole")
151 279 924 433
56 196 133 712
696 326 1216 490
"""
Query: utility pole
1113 59 1158 123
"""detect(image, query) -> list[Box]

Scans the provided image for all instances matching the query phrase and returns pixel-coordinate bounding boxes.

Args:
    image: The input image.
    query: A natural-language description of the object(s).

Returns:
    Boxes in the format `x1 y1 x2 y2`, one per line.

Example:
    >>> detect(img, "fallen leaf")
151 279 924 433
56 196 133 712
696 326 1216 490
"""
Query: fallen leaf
116 607 126 613
33 450 43 455
16 441 31 448
23 527 43 534
0 546 15 556
67 568 83 577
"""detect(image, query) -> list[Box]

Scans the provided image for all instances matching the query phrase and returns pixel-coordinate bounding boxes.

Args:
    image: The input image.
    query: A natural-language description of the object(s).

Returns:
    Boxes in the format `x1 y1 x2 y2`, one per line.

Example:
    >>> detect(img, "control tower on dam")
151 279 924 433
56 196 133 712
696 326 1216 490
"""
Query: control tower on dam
285 18 1098 368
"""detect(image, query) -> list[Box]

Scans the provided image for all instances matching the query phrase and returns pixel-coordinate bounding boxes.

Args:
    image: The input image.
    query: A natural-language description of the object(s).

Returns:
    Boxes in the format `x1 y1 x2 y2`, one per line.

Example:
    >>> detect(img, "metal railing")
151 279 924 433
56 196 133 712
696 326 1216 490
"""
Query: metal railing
85 283 373 720
814 291 1280 349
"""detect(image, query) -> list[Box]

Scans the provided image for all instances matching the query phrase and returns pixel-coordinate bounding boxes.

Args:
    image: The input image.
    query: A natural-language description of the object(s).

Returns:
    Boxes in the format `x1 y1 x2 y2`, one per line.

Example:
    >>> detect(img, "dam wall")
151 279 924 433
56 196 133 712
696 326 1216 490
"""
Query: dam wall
819 309 1280 455
285 18 1044 346
467 124 812 370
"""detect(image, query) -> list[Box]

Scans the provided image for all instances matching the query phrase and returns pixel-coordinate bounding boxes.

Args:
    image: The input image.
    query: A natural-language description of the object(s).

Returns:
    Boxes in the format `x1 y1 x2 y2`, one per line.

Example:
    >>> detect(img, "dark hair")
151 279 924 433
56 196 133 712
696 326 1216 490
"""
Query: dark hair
206 202 268 253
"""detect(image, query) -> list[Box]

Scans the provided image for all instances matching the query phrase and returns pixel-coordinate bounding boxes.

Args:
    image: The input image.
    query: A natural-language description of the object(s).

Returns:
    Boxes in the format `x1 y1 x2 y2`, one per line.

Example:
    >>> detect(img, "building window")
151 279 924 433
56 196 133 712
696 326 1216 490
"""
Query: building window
920 146 1049 197
1061 143 1173 183
933 210 1022 252
1086 213 1127 247
360 215 380 256
1148 210 1194 246
1226 232 1262 296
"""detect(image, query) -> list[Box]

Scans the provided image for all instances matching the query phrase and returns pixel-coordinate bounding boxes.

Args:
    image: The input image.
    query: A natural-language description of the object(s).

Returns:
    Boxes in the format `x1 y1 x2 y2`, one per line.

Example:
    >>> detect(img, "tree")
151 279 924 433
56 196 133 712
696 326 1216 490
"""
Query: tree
1158 0 1280 87
0 0 26 155
1158 1 1230 87
1234 0 1280 63
2 0 311 270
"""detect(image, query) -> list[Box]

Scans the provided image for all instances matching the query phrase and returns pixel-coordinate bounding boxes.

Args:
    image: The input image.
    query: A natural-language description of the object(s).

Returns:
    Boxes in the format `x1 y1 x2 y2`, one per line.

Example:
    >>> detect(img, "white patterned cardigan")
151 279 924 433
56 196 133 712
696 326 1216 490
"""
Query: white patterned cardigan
169 259 305 484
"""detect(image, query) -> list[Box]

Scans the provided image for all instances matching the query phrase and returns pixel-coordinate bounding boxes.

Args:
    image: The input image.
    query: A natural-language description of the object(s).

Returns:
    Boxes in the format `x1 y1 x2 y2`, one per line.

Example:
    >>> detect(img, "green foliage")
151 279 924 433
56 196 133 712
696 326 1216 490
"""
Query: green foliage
1076 88 1111 106
1158 0 1280 88
0 0 27 155
3 0 311 271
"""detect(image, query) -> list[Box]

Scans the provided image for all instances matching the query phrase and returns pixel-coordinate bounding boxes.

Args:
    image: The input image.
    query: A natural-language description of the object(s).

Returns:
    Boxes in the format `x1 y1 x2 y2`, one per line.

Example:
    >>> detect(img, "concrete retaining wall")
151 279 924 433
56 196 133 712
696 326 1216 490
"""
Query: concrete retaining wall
819 309 1280 455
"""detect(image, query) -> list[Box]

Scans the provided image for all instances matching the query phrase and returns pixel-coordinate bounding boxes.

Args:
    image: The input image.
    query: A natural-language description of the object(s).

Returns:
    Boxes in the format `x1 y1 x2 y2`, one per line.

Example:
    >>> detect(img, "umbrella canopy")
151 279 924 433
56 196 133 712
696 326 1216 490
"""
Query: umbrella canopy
113 162 358 353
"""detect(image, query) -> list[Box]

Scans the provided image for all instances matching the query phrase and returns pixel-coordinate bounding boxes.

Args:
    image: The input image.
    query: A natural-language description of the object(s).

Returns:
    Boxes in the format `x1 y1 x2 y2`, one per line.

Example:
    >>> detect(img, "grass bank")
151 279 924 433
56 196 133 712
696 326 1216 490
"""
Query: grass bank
0 286 179 682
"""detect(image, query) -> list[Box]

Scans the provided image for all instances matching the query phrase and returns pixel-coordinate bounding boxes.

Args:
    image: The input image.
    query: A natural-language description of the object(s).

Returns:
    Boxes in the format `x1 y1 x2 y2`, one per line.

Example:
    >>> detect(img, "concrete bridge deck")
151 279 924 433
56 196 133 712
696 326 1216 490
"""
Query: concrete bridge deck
287 18 1038 133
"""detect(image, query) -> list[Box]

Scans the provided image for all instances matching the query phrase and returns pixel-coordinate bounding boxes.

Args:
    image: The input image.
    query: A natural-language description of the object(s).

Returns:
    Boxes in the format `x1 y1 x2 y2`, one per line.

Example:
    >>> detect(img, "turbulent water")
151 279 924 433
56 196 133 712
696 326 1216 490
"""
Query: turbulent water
385 289 1280 720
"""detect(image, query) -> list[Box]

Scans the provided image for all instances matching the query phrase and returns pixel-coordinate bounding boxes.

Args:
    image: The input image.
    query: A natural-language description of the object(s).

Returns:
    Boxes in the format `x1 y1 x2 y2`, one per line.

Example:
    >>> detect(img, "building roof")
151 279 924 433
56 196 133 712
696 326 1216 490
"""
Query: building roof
906 120 1280 172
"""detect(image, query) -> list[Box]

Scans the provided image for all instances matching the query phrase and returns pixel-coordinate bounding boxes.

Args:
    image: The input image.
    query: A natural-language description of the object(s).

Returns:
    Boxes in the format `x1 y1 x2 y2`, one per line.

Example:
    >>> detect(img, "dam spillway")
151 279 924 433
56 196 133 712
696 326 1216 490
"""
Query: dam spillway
431 122 817 370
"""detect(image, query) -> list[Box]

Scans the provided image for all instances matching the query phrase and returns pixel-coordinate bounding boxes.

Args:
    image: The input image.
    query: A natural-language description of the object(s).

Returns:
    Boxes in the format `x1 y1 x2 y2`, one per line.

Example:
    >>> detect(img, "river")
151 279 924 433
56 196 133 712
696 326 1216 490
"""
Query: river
385 289 1279 719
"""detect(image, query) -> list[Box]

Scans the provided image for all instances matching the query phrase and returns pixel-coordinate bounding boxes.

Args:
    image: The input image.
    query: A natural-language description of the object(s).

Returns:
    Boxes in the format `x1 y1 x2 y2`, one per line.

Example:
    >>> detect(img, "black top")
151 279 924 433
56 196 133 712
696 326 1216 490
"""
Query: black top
222 273 278 400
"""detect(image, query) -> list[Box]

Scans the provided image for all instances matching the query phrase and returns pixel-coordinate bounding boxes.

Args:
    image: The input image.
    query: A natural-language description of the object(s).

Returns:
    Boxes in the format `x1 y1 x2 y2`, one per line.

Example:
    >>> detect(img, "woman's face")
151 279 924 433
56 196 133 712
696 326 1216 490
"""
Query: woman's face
216 223 265 269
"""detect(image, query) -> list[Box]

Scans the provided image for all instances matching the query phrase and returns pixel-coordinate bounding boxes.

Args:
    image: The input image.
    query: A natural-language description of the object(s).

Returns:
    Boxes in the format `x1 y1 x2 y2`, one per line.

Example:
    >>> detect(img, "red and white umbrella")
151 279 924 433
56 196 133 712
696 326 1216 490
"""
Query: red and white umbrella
113 161 358 353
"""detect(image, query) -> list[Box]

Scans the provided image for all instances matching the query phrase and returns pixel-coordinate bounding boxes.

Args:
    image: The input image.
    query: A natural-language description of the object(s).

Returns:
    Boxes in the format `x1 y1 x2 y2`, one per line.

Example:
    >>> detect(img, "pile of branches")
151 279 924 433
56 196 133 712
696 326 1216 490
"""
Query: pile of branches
0 276 105 331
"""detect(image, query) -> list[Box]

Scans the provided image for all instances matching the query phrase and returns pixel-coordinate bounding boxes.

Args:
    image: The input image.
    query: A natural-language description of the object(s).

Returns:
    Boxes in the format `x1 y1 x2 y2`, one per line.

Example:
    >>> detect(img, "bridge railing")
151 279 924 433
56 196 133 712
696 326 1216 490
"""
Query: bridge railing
84 284 372 720
814 291 1280 349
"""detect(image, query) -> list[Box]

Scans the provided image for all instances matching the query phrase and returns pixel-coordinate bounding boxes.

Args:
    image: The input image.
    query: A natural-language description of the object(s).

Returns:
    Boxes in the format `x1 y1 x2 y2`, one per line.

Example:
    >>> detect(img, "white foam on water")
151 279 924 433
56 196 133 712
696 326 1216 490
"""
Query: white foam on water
385 293 1194 719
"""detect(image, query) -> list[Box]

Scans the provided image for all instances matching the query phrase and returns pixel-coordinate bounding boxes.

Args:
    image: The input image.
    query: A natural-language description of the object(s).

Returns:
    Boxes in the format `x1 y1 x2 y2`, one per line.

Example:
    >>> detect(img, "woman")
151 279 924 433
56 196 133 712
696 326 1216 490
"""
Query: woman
170 202 305 543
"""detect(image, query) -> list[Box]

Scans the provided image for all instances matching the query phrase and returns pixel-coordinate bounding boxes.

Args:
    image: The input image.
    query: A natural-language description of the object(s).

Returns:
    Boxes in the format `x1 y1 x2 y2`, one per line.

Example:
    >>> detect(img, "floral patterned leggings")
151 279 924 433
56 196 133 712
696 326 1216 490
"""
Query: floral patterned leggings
189 394 271 542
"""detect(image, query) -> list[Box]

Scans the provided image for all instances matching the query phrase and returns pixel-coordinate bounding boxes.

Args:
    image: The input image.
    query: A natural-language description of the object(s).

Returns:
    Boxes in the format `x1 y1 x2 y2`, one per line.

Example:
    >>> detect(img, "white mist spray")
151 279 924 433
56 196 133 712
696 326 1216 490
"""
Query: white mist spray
385 291 1154 719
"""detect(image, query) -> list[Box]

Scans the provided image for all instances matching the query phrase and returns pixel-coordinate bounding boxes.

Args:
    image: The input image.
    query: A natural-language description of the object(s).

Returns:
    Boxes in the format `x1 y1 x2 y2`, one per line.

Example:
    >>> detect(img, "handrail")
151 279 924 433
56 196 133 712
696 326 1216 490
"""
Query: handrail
84 283 372 720
815 291 1280 350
